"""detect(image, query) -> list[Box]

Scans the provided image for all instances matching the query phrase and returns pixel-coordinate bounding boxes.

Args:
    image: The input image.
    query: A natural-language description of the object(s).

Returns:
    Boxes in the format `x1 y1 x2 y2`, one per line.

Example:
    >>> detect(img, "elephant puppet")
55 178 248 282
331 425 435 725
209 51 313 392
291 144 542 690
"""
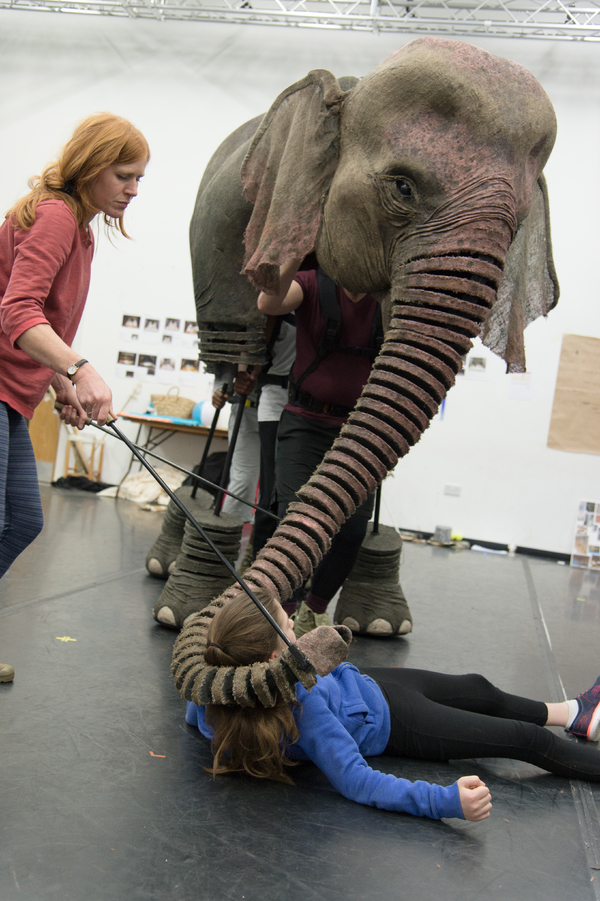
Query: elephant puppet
166 37 559 673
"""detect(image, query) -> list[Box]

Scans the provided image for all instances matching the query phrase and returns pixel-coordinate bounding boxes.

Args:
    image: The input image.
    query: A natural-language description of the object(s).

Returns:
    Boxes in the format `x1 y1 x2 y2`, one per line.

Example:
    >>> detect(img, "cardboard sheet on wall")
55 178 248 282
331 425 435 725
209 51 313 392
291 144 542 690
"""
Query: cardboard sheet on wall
547 334 600 456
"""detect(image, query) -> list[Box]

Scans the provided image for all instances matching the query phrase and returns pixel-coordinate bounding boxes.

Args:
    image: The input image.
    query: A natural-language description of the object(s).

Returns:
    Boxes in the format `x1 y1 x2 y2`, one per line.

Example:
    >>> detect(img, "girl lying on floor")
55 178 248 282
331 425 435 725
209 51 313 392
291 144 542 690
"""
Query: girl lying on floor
184 593 600 822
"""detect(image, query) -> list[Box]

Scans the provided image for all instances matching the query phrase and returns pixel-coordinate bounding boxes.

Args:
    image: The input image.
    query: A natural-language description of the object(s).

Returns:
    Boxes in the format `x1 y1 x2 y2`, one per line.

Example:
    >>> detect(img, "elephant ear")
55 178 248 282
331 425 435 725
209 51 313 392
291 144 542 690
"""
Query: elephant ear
481 175 559 373
241 69 346 294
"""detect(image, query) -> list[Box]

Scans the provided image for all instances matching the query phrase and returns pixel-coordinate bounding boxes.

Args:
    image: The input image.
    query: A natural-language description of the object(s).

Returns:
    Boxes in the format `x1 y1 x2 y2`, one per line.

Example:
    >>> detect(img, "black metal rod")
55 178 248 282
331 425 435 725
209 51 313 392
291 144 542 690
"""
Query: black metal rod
373 485 382 535
107 419 305 661
191 384 225 500
82 418 281 523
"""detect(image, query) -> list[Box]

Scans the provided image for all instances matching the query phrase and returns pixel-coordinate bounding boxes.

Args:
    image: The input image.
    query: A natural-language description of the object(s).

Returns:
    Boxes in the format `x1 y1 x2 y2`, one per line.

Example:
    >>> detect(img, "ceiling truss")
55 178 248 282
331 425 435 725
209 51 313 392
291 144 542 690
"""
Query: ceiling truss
0 0 599 40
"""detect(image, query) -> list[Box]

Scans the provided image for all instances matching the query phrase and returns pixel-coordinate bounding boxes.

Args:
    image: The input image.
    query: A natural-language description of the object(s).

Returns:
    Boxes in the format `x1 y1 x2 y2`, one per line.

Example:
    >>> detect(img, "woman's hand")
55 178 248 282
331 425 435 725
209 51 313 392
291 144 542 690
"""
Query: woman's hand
51 374 89 430
70 364 115 426
17 324 114 426
457 775 492 821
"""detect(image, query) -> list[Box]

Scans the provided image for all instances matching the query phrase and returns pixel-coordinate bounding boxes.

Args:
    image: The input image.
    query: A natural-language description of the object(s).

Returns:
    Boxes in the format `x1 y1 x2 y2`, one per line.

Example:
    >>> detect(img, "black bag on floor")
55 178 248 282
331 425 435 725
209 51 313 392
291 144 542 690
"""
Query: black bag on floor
182 451 227 497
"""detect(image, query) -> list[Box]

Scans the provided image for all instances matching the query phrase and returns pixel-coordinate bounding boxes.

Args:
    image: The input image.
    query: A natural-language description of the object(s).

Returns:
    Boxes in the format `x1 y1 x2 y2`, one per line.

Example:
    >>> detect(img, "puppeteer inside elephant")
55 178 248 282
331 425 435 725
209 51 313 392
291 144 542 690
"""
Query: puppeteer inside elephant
161 38 559 659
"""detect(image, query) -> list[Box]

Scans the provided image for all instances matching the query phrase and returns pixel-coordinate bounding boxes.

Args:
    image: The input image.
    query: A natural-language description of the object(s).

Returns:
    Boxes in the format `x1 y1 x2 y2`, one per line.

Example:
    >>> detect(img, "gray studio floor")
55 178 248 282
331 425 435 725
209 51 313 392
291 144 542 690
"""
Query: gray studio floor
2 483 600 901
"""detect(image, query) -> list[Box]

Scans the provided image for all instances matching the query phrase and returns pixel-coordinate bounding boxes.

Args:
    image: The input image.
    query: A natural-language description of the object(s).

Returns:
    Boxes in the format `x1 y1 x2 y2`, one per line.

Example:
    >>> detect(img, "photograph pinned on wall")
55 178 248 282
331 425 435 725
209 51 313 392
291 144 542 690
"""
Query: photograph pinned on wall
182 320 199 348
143 318 161 345
180 356 200 386
464 353 489 381
120 314 141 343
571 500 600 568
158 357 178 383
137 353 157 380
163 318 182 345
116 350 137 379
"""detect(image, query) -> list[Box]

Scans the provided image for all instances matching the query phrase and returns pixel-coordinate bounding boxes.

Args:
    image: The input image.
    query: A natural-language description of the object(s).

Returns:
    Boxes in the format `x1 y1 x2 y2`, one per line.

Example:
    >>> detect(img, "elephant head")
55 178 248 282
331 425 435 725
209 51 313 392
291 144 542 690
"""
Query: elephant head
242 38 557 370
172 37 558 707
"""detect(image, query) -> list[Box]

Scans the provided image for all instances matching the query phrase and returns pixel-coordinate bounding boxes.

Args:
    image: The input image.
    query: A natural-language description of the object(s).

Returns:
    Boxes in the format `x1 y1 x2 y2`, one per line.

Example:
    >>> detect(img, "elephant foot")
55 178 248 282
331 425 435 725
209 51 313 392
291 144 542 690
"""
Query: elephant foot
339 616 412 636
146 553 179 578
152 567 236 630
334 582 413 637
152 509 244 629
367 616 412 636
154 605 178 627
366 618 394 636
333 524 413 637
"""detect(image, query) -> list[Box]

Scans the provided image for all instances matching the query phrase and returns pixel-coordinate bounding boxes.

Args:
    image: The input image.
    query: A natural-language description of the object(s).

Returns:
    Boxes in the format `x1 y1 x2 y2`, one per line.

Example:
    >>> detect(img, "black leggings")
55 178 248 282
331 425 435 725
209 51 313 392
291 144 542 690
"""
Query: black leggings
362 667 600 782
276 409 375 601
253 420 280 558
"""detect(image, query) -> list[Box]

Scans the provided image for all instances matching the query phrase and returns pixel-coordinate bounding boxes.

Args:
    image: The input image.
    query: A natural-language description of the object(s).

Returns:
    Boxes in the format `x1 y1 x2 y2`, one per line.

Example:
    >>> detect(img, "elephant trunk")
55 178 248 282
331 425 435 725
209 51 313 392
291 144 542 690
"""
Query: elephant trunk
242 226 512 604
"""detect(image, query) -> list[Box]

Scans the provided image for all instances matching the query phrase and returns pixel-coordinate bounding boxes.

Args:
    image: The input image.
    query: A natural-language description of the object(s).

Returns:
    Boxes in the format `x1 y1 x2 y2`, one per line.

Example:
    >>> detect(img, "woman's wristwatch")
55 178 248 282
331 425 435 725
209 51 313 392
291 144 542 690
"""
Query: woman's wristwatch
66 359 89 381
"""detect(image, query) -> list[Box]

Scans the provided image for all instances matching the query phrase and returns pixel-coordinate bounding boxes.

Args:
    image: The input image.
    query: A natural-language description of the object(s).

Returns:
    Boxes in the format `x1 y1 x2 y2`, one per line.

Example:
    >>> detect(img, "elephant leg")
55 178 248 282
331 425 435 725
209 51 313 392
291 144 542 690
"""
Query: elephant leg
146 486 213 578
276 409 410 635
334 525 412 637
152 509 243 629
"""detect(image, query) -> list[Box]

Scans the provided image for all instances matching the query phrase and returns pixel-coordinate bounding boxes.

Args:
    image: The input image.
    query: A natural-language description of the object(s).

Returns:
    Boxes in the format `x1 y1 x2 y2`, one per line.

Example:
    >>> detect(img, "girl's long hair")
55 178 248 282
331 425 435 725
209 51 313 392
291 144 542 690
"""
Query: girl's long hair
204 593 300 785
7 112 149 237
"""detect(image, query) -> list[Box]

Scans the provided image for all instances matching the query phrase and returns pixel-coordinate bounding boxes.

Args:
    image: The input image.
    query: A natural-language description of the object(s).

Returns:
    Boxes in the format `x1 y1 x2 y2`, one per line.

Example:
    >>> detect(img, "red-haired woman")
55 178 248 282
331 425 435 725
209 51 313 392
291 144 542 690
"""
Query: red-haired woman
0 113 149 680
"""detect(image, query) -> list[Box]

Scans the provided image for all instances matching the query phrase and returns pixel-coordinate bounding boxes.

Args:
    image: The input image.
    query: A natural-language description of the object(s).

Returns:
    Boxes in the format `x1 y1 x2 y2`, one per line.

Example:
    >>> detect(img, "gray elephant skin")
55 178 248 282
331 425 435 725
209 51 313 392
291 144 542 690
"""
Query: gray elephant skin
167 37 559 672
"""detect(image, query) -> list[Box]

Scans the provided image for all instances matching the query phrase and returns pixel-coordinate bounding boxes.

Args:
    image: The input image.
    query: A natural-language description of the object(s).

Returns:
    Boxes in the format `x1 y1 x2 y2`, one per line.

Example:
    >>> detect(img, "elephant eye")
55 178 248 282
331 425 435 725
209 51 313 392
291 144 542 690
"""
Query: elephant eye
395 178 412 198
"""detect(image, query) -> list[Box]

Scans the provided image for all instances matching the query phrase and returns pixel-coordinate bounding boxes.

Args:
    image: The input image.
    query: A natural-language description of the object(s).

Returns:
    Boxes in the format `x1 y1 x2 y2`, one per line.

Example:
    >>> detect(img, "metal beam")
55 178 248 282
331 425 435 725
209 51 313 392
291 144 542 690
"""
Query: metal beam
1 0 599 40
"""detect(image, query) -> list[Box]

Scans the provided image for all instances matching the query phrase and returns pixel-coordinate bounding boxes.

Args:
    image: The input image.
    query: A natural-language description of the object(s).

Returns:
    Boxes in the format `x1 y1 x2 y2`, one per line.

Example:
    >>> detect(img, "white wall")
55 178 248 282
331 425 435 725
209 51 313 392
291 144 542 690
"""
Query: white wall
0 12 598 552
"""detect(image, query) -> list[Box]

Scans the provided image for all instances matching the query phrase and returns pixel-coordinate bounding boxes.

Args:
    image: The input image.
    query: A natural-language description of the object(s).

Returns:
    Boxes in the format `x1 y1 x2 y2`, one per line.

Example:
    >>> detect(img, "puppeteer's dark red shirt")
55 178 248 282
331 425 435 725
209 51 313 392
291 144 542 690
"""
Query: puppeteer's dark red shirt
286 269 379 426
0 199 94 418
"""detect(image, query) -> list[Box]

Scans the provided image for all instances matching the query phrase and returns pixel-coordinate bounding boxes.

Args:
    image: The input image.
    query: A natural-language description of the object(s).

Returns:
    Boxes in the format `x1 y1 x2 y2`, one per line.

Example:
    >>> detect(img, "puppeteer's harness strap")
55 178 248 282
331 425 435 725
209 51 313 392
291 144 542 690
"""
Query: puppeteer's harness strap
287 269 383 416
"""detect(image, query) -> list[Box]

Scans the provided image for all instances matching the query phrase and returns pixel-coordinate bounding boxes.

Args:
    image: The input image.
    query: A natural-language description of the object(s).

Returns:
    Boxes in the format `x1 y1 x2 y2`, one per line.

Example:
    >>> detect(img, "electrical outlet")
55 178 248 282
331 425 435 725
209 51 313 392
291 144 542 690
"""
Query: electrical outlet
444 484 461 497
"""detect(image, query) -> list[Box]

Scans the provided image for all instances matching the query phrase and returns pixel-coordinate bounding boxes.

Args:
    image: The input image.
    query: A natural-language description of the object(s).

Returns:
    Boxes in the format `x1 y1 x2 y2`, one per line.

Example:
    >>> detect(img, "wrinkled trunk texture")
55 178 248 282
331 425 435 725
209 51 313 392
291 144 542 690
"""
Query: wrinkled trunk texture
239 224 513 605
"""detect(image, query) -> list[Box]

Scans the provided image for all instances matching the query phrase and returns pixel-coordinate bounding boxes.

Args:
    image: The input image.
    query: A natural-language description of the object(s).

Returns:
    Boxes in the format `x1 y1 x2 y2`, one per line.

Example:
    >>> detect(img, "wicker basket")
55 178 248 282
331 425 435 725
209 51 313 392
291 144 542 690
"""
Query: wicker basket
151 386 196 418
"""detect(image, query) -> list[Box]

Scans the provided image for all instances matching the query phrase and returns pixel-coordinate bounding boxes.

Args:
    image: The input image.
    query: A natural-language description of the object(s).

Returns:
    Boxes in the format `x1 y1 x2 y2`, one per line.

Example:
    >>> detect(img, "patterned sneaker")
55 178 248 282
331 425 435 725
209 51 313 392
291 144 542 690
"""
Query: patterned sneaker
293 600 332 639
566 677 600 741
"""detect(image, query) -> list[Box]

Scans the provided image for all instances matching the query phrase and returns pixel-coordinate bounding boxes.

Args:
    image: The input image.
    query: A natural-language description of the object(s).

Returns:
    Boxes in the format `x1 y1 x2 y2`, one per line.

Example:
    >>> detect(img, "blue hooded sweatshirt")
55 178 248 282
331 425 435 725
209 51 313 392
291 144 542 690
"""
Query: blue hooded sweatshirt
185 662 463 821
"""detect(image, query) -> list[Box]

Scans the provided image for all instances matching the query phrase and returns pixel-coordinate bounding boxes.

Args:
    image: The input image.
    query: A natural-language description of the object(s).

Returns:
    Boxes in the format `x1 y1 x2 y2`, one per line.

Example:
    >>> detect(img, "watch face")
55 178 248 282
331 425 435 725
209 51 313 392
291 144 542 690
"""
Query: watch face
67 360 86 378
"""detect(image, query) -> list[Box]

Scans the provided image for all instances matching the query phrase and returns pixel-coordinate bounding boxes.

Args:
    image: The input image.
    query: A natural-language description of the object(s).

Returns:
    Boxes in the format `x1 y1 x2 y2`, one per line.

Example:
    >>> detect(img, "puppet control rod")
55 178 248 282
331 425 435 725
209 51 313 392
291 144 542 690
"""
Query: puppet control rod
79 414 281 523
56 405 305 662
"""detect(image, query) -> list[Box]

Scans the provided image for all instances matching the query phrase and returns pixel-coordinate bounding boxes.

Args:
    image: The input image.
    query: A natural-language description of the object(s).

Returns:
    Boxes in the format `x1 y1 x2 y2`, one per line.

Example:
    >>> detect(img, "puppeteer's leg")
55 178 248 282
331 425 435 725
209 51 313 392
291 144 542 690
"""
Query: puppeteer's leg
0 402 43 682
0 401 43 578
222 403 260 523
252 419 280 559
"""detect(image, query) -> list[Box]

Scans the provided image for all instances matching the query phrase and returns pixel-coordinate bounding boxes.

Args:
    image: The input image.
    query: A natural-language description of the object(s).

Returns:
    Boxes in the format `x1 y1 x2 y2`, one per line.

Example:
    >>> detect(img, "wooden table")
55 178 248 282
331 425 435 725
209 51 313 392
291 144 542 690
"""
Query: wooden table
117 412 228 480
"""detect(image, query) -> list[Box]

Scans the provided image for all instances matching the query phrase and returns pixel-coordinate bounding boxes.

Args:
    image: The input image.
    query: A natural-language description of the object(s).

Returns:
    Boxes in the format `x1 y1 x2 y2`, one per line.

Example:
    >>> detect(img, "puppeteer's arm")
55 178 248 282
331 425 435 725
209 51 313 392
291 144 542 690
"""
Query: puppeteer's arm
17 324 114 427
257 258 304 316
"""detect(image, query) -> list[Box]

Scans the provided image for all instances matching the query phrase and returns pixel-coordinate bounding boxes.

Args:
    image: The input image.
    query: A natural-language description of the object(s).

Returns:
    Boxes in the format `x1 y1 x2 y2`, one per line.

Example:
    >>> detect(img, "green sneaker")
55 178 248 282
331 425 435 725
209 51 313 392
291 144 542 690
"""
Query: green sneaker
293 600 332 639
